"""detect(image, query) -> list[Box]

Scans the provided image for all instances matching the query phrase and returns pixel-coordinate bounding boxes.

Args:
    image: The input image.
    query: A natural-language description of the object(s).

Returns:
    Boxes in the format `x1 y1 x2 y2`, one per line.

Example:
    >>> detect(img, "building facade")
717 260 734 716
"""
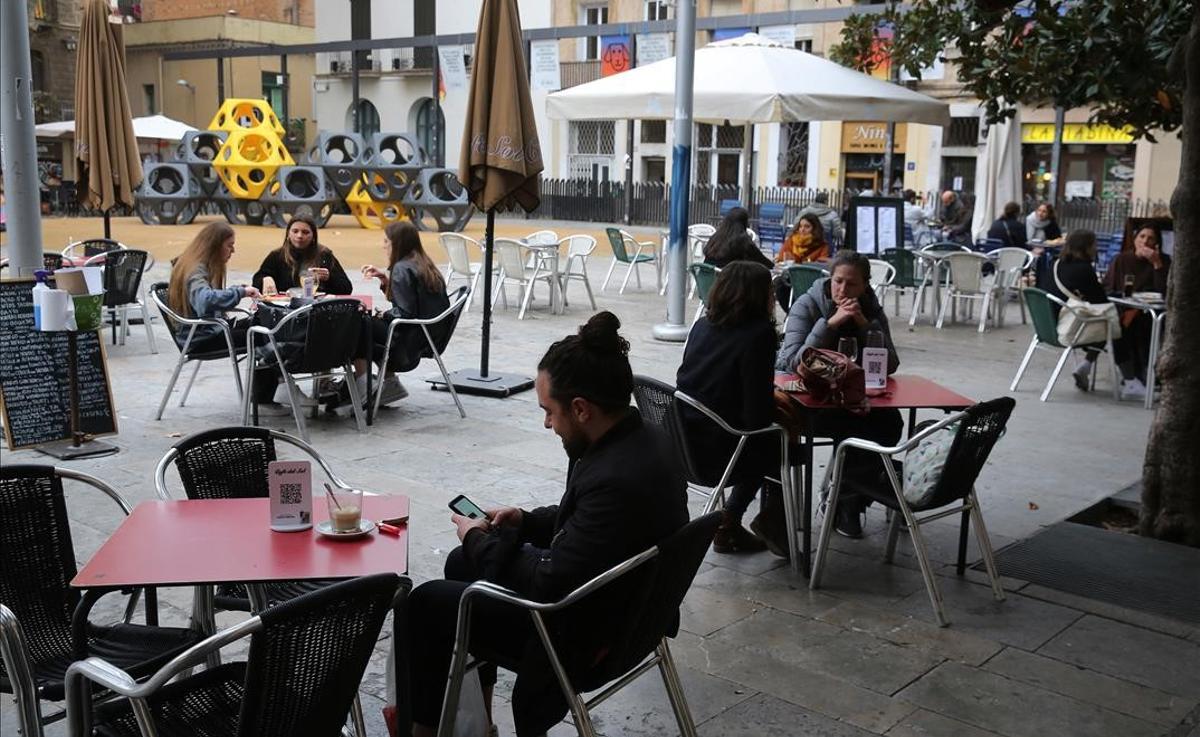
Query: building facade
119 0 318 155
27 0 82 124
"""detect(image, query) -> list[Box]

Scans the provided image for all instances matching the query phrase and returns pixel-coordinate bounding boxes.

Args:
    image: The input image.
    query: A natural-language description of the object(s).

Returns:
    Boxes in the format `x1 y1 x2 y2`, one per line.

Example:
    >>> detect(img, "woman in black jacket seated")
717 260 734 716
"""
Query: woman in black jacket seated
776 250 903 538
251 215 353 295
986 201 1028 250
703 206 773 269
337 221 450 408
676 262 786 555
1048 229 1143 400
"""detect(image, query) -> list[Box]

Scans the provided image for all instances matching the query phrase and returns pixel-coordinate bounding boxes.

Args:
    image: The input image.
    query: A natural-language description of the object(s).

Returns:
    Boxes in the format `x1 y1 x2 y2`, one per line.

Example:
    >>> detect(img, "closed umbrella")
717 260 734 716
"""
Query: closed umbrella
74 0 142 238
971 108 1023 241
438 0 544 397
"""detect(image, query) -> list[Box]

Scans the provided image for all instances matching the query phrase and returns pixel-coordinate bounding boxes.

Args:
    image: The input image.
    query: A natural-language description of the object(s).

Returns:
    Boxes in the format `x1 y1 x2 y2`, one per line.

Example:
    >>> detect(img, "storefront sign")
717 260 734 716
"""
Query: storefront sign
637 33 672 66
1021 123 1134 144
530 40 561 91
841 122 907 154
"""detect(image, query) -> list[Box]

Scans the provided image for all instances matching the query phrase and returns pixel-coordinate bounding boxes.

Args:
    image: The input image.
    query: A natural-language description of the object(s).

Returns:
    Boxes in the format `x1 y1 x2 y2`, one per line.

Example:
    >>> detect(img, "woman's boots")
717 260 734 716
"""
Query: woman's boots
713 511 767 553
749 486 791 559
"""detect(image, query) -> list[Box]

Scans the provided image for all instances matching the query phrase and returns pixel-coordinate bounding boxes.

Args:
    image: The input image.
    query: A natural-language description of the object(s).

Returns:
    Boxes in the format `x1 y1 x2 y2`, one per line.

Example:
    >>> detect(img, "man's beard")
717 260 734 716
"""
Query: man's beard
560 425 590 459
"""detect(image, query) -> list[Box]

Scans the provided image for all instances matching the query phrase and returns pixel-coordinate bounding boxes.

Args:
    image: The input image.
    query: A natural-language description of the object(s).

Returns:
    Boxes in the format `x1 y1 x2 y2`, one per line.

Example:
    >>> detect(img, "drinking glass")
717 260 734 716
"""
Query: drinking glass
1123 274 1136 298
837 337 859 360
326 487 364 532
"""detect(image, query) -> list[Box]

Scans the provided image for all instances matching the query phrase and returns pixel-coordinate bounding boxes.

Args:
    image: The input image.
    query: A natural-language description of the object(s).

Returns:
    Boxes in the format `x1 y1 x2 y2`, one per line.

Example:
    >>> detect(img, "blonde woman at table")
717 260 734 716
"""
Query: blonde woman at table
167 222 283 406
677 262 786 556
251 215 353 295
775 250 903 538
336 221 450 408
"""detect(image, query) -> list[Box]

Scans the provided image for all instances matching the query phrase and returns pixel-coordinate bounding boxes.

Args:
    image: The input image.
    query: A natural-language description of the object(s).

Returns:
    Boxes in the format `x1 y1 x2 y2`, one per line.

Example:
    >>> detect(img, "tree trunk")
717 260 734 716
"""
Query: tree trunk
1140 7 1200 546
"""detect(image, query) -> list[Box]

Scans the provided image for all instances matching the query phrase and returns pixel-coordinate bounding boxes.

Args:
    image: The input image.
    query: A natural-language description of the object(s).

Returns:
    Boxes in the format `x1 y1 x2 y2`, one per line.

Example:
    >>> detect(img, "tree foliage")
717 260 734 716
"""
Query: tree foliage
830 0 1193 141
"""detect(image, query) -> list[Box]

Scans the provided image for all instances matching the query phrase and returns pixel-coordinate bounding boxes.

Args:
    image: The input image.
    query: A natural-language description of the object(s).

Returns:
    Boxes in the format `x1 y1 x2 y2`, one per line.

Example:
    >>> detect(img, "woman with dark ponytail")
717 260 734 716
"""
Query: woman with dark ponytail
405 311 689 737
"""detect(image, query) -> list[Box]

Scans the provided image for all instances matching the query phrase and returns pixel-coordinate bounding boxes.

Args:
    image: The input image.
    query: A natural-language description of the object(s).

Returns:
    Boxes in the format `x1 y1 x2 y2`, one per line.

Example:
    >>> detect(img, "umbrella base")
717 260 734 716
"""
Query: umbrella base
36 438 119 460
429 369 534 398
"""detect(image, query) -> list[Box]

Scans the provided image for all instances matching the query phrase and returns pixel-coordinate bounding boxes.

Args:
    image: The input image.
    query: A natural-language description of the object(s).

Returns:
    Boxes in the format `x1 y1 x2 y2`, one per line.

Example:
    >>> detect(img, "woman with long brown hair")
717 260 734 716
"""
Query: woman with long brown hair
337 221 449 407
167 222 282 404
251 215 352 295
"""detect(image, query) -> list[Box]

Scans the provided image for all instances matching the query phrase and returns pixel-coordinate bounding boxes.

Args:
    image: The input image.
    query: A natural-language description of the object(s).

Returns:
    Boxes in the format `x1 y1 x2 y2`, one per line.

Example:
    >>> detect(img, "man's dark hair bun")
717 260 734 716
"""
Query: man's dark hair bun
578 311 628 356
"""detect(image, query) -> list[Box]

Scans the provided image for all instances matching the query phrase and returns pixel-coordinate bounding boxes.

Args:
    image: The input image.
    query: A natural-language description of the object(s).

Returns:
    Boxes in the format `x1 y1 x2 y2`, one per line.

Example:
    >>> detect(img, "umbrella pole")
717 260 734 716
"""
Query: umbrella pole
103 209 112 240
480 208 494 377
0 0 46 275
430 207 534 398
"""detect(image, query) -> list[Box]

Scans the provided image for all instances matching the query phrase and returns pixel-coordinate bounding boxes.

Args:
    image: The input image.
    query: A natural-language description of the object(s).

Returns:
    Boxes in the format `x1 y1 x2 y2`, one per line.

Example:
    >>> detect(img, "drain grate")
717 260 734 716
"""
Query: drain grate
980 521 1200 624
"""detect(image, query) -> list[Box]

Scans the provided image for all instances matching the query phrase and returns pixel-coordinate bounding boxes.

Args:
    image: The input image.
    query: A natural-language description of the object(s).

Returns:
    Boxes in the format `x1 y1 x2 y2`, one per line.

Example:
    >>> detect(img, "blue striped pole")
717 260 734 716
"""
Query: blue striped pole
652 0 697 342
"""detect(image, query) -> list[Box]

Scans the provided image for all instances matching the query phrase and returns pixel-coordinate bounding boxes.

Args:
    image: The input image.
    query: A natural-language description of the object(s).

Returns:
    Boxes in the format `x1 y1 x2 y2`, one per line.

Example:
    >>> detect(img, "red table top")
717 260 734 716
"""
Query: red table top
72 496 409 589
774 374 973 411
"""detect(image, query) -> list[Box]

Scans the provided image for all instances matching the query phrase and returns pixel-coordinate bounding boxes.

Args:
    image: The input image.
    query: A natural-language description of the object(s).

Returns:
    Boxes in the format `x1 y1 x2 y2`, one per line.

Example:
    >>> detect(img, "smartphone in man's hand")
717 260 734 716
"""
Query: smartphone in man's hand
448 494 491 521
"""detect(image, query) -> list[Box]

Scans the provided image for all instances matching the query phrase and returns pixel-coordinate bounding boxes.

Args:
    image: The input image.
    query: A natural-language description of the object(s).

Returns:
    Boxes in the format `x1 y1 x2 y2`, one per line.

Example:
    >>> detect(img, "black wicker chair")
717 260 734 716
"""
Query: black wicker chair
0 252 64 271
631 374 674 432
62 238 125 262
153 426 354 620
810 397 1017 626
66 572 403 737
437 514 721 737
0 465 203 737
149 281 248 421
376 287 470 418
244 298 366 442
94 248 157 352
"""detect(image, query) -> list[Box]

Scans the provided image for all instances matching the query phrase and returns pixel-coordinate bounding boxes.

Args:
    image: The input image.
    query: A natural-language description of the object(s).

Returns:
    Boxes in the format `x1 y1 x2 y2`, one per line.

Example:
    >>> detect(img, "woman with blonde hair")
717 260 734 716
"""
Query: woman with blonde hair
167 221 281 404
336 221 450 407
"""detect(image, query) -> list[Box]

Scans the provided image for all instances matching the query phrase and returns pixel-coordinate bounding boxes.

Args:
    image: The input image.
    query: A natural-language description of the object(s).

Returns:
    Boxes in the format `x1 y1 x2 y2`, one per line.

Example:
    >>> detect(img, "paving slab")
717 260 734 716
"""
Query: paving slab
698 692 880 737
1018 583 1199 640
897 661 1165 737
884 708 1004 737
1037 615 1200 698
983 646 1196 727
690 565 843 619
893 577 1082 650
817 600 1003 666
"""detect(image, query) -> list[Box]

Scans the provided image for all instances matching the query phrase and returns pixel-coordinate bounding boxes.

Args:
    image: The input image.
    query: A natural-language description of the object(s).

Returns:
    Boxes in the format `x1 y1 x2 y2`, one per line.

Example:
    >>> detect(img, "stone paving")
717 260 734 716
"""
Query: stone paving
3 216 1199 736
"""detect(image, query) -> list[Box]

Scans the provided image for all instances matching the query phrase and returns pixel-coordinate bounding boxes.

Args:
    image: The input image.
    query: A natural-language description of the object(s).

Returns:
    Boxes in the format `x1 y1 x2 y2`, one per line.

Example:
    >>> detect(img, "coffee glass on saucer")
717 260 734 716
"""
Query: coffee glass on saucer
326 488 363 532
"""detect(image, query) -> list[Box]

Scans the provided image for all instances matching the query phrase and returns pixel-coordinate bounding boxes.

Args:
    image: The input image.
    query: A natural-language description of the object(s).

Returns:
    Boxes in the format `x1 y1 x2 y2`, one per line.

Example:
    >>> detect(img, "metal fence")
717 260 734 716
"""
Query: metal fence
524 178 1171 241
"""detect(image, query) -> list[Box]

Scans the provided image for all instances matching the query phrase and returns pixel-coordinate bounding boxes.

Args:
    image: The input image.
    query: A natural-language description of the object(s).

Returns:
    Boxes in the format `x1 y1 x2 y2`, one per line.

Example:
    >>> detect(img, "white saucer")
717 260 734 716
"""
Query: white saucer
316 519 376 539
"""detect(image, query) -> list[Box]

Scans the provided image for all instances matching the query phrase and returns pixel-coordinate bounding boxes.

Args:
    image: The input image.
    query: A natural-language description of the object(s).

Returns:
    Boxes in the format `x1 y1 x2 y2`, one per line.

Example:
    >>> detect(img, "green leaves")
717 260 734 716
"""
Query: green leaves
830 0 1194 139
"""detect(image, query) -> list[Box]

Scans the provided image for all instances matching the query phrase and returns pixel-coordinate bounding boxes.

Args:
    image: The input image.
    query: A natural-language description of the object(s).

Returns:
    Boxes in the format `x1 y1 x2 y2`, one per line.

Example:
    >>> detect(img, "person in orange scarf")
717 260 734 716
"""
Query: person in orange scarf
777 214 829 264
773 214 829 311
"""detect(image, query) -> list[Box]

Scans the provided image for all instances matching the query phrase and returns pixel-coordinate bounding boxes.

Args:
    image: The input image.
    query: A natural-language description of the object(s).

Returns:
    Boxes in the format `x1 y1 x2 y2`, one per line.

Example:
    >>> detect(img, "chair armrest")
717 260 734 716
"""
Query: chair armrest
459 546 659 615
66 617 261 736
674 391 789 440
384 292 469 328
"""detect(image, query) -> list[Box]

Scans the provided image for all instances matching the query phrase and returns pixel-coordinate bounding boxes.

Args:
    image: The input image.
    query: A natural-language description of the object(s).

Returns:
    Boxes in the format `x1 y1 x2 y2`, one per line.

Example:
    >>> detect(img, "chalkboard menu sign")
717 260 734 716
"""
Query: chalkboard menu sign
0 278 117 449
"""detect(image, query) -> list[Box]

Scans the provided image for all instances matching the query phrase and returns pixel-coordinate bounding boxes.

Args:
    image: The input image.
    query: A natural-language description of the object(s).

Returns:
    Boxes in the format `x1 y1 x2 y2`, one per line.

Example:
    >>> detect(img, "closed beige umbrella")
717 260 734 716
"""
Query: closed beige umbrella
74 0 142 238
438 0 543 397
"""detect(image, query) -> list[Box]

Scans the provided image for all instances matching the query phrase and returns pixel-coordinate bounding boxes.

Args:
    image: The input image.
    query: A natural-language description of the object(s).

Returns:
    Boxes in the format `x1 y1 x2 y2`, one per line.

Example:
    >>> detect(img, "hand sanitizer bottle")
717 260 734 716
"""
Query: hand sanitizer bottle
32 270 51 330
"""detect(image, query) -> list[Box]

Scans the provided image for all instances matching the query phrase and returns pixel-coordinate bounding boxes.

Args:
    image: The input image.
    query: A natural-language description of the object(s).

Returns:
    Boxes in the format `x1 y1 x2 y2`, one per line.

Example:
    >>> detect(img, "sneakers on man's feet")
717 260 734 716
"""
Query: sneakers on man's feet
377 376 409 406
834 504 864 539
1072 361 1093 392
1120 378 1147 401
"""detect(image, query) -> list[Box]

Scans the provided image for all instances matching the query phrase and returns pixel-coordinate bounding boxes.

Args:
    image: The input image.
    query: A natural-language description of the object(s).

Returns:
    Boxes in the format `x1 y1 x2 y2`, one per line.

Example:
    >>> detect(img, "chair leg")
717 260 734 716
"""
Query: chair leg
900 509 949 627
656 639 699 737
281 373 310 442
935 290 951 329
956 507 971 575
0 609 46 737
465 269 481 313
968 491 1006 602
619 262 635 294
1010 337 1039 391
431 351 467 419
142 304 158 353
350 694 368 737
908 282 927 326
602 259 618 291
808 463 842 590
518 279 535 320
1040 345 1074 402
345 365 367 432
531 613 598 737
156 354 189 420
978 292 992 333
179 360 203 407
883 511 903 563
581 269 597 310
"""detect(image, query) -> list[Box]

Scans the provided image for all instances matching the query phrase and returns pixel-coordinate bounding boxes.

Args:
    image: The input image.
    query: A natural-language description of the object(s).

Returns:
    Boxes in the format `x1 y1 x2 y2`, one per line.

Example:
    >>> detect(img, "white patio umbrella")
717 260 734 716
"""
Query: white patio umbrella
546 33 951 126
34 114 197 141
971 108 1023 241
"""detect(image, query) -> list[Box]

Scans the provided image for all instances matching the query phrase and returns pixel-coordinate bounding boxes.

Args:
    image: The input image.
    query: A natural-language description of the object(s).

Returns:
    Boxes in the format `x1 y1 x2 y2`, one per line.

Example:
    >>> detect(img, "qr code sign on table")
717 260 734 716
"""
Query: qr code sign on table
280 483 302 505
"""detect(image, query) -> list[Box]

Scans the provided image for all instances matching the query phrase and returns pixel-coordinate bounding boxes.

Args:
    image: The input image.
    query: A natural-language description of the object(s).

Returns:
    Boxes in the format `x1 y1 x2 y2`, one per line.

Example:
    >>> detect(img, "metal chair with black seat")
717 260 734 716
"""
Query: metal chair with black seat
434 513 722 737
0 465 204 737
149 282 247 421
65 573 403 737
0 252 65 271
87 248 158 352
374 287 470 418
671 391 804 570
242 298 366 442
62 238 125 264
809 397 1016 626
